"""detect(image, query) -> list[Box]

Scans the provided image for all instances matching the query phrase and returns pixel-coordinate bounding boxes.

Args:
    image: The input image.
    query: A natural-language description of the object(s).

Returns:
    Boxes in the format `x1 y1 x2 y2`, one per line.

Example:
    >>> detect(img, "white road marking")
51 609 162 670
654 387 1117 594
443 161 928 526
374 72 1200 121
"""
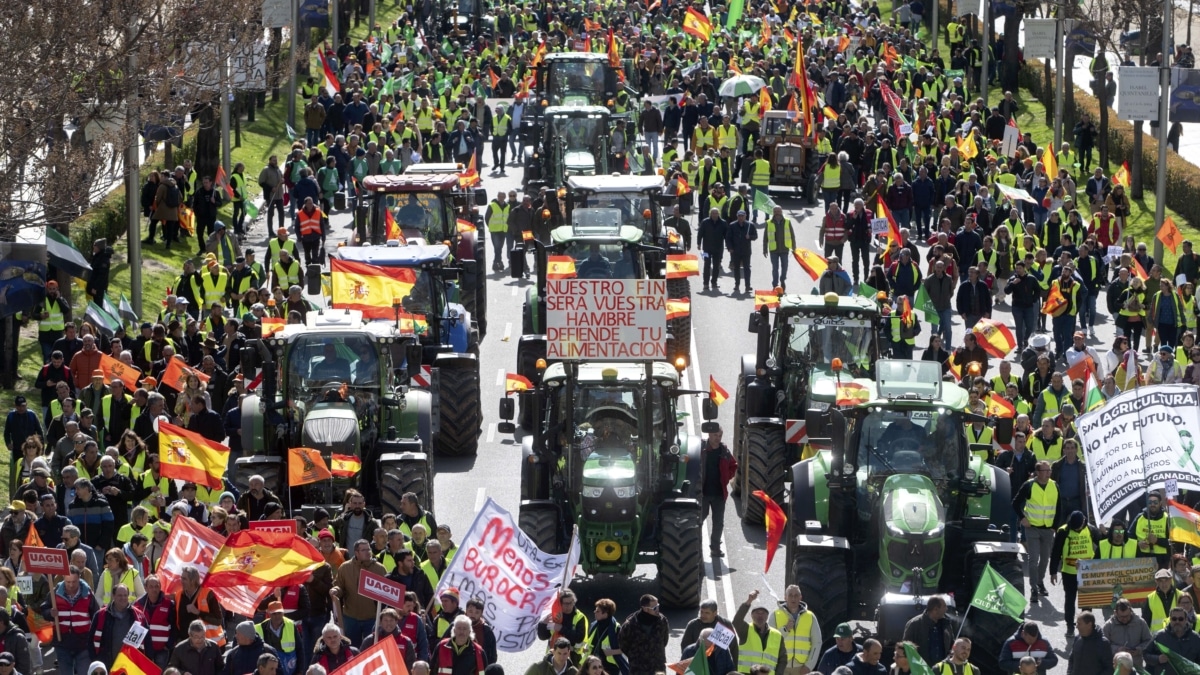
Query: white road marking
475 487 487 512
496 368 506 387
512 284 519 297
486 422 497 444
503 321 512 341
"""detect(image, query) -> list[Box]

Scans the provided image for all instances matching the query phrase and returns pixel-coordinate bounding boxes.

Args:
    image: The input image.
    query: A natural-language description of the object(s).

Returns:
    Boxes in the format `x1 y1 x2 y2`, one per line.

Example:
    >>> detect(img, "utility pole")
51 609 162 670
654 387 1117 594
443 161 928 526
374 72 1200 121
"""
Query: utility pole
1053 2 1065 149
333 0 340 54
1153 0 1172 263
369 0 377 38
980 0 990 104
126 24 142 313
221 44 232 176
931 0 939 55
288 0 299 131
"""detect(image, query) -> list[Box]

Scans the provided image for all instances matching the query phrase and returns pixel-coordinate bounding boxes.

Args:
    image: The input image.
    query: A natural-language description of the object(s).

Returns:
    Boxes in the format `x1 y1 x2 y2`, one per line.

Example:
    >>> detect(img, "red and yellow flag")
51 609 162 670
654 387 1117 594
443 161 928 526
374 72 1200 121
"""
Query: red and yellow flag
384 208 406 243
178 205 195 235
289 447 333 487
261 317 286 338
505 373 534 393
607 28 621 69
1132 257 1149 281
158 421 230 490
709 376 729 406
984 392 1016 419
1065 355 1097 384
111 644 160 675
877 200 902 245
330 454 362 477
972 318 1017 358
456 218 477 233
1041 145 1058 179
758 86 773 116
754 290 781 310
215 166 235 200
161 356 211 393
521 230 535 242
396 312 429 334
791 247 828 280
460 154 481 187
204 530 324 588
99 353 141 391
666 297 690 320
1158 216 1183 255
546 255 578 279
330 258 417 320
318 45 341 94
835 382 870 407
1112 161 1131 188
531 42 547 67
682 8 713 40
676 173 690 196
753 490 787 573
665 254 700 278
1041 284 1067 315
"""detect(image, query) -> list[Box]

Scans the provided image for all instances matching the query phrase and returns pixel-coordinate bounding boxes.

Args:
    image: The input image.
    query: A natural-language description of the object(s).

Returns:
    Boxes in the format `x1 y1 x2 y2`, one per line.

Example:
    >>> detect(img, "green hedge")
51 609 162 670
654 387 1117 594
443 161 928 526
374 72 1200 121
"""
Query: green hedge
1017 58 1197 229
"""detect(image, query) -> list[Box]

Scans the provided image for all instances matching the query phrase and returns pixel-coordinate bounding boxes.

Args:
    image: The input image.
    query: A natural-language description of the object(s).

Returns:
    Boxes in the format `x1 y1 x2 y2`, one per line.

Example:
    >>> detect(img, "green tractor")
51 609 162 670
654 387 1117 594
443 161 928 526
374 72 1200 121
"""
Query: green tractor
523 105 613 191
789 360 1024 675
734 292 881 523
497 360 716 608
237 311 437 517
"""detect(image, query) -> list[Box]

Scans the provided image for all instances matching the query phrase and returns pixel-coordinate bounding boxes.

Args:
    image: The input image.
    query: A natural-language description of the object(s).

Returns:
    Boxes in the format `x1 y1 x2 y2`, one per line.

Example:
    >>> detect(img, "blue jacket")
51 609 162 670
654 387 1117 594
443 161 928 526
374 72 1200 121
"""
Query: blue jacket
816 644 861 675
447 130 477 156
291 176 321 208
911 177 936 208
4 410 40 450
66 494 114 551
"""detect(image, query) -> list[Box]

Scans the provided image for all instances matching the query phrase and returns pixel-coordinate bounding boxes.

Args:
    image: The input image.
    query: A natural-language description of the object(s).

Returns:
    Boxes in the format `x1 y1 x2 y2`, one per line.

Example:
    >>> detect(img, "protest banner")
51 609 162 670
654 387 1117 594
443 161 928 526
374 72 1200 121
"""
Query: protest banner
1076 558 1156 608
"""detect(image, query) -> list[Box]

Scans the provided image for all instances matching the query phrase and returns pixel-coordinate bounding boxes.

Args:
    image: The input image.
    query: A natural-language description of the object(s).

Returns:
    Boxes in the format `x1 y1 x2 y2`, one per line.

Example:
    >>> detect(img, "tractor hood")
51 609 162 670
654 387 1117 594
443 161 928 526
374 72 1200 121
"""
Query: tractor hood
582 454 637 486
878 473 946 592
565 151 598 174
881 474 945 536
302 403 361 457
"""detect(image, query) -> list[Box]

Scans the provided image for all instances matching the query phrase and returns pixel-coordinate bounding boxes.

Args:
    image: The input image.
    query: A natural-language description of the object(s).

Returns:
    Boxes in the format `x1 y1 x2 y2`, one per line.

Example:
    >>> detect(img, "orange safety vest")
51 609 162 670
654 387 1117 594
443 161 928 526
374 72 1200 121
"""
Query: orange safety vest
175 587 226 647
298 208 324 237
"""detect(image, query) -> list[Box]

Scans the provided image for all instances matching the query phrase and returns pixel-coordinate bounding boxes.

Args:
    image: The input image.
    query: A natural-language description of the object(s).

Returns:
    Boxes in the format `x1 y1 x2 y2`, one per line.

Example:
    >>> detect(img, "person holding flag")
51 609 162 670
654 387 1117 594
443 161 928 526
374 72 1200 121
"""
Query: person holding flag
699 425 736 559
1145 606 1200 673
733 591 787 674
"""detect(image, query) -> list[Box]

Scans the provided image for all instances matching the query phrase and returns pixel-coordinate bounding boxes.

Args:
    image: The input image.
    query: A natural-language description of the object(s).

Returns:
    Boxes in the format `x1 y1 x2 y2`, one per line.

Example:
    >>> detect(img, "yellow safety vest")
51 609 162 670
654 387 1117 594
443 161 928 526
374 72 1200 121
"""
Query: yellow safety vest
256 617 298 656
1135 513 1169 555
720 125 739 149
695 126 715 149
771 608 814 667
738 625 783 673
140 471 172 517
488 202 511 233
822 164 841 189
274 260 301 289
1030 430 1063 462
199 271 230 309
117 521 156 544
40 298 65 332
1148 590 1181 632
101 394 133 431
966 425 993 461
100 567 139 604
751 159 771 187
1098 538 1137 559
1026 481 1058 528
765 218 793 252
269 238 298 262
1059 525 1095 574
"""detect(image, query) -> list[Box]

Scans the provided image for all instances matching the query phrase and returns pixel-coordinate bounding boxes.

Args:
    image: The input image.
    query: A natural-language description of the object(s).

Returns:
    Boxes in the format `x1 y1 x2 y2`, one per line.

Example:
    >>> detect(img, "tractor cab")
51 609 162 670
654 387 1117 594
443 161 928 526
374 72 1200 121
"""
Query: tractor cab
564 175 682 252
539 53 620 109
524 106 613 189
759 110 821 203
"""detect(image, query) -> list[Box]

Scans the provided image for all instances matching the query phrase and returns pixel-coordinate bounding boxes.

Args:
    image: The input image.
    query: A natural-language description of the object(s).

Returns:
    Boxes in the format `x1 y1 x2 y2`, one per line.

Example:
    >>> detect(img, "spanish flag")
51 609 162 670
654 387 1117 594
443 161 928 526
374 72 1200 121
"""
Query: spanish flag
397 312 429 334
984 392 1016 419
665 254 700 278
547 255 578 279
754 290 780 310
158 421 230 490
456 218 477 233
666 298 690 319
531 42 547 67
460 154 481 187
330 453 362 477
607 28 621 69
877 200 902 245
753 490 787 573
506 373 534 393
204 529 324 588
835 382 870 407
791 247 828 280
384 208 405 243
522 230 535 242
99 353 141 390
161 356 211 392
1041 283 1067 315
330 258 417 320
1111 161 1131 188
317 44 341 95
682 8 713 40
1168 500 1200 549
1132 257 1149 281
261 317 286 338
111 644 159 675
289 447 333 487
709 376 729 406
1041 145 1058 179
971 318 1017 358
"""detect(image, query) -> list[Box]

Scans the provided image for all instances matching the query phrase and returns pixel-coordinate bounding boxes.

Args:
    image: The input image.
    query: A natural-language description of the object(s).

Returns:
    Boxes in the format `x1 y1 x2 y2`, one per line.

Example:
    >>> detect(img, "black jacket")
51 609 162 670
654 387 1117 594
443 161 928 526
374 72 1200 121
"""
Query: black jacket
1067 630 1112 675
187 408 225 444
955 279 992 317
995 448 1038 492
724 218 758 257
1006 271 1045 309
697 218 729 255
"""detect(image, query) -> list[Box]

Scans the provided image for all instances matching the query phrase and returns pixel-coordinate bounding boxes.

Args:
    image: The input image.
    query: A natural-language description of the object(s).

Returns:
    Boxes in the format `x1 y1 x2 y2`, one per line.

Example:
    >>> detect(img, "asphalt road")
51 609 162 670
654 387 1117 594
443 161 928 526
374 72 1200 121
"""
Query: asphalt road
290 136 1100 674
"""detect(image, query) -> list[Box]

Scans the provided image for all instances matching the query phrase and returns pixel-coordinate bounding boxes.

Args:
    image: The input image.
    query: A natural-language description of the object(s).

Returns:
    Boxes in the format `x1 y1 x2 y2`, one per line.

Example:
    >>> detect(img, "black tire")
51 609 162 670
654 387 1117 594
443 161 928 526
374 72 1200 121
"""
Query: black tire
233 459 284 497
436 364 482 456
519 504 560 553
666 278 691 361
731 376 748 498
473 235 488 339
793 548 849 649
741 425 787 525
965 557 1025 675
517 347 540 429
522 290 535 336
380 459 430 515
658 506 702 608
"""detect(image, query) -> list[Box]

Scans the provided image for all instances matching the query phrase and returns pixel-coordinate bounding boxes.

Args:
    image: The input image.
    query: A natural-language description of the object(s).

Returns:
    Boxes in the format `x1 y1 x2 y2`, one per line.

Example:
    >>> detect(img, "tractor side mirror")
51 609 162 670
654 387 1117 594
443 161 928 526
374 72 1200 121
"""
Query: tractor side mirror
748 311 765 334
498 397 516 434
474 189 489 207
702 398 718 421
701 421 720 433
461 259 478 277
405 344 423 379
306 264 322 297
509 248 525 279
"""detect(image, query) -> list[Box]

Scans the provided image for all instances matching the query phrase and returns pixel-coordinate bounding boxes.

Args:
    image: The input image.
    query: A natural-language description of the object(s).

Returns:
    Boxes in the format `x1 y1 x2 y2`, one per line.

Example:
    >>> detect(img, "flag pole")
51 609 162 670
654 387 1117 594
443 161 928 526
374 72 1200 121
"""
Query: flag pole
954 605 970 640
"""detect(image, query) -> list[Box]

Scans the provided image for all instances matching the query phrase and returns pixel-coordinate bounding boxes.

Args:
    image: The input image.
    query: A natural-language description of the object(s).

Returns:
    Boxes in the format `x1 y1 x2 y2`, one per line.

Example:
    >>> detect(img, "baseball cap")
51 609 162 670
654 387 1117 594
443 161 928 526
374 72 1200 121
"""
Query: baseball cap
46 280 58 289
13 396 25 406
9 501 23 513
268 601 285 614
0 652 13 665
834 623 853 638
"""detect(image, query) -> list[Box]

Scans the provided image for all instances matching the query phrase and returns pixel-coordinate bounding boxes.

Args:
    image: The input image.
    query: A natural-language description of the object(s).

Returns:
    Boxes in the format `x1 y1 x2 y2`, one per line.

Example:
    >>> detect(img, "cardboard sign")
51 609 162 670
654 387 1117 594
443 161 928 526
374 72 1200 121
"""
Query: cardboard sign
546 279 667 360
1106 245 1125 263
1001 124 1020 157
249 520 300 535
1167 478 1180 498
709 622 736 651
898 123 913 136
1076 557 1157 608
870 217 890 235
357 569 407 609
24 547 69 576
124 622 148 649
14 576 32 596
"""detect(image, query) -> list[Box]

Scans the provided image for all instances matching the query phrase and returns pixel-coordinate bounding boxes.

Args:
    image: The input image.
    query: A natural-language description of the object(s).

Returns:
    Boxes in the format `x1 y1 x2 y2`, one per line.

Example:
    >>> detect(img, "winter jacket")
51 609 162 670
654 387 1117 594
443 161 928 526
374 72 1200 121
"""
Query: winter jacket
67 493 115 551
1147 628 1200 675
901 612 953 666
0 624 31 675
1102 614 1153 668
923 272 955 312
87 245 113 299
310 637 358 670
617 609 670 675
1068 630 1111 675
524 654 580 675
222 635 278 675
169 638 224 674
42 580 100 652
999 630 1060 675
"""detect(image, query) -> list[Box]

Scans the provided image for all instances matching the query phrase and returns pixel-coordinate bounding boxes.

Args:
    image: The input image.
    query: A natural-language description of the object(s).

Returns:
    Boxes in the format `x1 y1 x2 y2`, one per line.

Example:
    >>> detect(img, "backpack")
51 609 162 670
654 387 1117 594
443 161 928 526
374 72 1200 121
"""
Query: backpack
164 185 182 208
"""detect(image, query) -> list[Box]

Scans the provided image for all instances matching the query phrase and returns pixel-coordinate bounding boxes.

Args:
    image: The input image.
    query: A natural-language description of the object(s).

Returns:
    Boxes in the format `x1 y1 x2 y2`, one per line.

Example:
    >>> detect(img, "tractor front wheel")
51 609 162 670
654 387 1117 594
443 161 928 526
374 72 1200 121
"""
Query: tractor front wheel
380 458 431 515
792 548 850 654
658 505 703 608
436 364 482 456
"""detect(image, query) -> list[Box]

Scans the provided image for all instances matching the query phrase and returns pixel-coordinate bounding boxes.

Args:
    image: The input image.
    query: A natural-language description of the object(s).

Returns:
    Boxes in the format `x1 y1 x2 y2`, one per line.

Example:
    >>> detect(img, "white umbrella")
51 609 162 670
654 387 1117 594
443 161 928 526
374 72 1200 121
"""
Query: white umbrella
718 75 768 97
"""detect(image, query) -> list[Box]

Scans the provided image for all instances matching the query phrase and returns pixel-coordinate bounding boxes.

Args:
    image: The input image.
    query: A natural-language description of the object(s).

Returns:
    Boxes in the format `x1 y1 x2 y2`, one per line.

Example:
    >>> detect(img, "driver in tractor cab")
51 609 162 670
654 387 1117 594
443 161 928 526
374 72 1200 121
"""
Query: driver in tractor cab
312 343 351 382
878 416 929 452
577 245 613 279
396 194 430 230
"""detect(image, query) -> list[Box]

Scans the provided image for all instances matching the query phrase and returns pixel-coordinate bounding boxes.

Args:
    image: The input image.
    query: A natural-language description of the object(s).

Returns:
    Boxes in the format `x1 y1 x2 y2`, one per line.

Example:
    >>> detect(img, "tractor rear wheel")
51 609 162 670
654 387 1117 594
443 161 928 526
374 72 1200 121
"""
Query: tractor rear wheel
965 557 1026 675
731 376 748 498
658 506 702 608
741 425 786 525
436 364 482 456
792 548 849 652
380 458 430 515
519 504 561 554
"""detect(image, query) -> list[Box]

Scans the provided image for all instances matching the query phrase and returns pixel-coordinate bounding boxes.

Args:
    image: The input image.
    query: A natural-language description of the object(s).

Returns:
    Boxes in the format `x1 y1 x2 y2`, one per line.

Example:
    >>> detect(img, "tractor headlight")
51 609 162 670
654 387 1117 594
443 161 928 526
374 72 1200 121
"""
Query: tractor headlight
613 486 636 499
811 401 831 412
582 486 603 498
765 357 777 369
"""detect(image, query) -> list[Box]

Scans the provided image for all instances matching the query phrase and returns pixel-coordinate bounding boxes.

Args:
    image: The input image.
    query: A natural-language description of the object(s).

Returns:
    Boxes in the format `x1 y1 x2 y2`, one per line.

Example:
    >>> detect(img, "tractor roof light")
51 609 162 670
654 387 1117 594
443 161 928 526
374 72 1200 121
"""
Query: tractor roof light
824 291 839 304
535 358 548 371
673 356 687 372
831 358 843 373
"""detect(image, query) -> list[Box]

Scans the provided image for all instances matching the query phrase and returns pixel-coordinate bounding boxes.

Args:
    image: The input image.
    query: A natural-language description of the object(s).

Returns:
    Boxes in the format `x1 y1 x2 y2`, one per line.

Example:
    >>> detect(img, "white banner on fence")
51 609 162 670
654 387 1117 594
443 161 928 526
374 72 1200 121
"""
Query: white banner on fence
1023 19 1058 60
1118 67 1161 121
434 498 580 652
1079 384 1200 523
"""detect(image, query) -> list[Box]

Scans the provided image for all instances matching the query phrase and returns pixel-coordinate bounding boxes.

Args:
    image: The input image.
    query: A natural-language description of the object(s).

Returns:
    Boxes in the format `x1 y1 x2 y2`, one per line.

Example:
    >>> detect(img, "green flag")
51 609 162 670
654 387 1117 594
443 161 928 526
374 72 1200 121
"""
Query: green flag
119 293 139 323
914 283 937 318
381 42 393 64
902 643 936 675
1156 643 1200 675
383 76 396 96
245 201 259 220
85 301 120 338
101 293 122 325
399 71 415 92
752 189 777 216
859 282 878 298
725 0 744 29
970 562 1026 620
285 123 297 141
685 647 712 675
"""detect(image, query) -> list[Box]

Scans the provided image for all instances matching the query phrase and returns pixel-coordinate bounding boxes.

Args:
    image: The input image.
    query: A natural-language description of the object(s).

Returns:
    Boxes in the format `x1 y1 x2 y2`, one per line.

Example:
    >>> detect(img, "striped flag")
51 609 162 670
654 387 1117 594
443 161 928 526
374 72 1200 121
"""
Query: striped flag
791 247 828 280
709 376 729 406
318 45 341 95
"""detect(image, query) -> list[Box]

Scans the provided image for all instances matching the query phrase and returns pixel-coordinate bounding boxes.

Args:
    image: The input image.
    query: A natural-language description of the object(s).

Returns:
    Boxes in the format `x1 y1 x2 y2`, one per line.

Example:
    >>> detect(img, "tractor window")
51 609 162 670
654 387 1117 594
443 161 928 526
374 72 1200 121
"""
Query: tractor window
548 115 605 152
285 334 382 411
562 241 637 279
396 269 443 327
546 61 607 104
786 323 875 372
574 194 655 229
763 116 800 136
853 409 963 483
391 193 451 241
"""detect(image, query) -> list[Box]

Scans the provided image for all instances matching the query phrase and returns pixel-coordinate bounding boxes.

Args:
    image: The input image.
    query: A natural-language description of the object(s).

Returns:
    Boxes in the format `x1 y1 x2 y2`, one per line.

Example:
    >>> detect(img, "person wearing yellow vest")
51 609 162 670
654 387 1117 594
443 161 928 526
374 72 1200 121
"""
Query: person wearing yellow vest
585 598 627 675
770 585 821 675
174 565 226 647
1099 519 1139 559
733 591 787 674
1145 570 1184 633
1049 511 1098 637
965 419 994 463
1032 370 1069 428
1133 492 1171 569
935 638 975 675
537 589 589 664
763 206 796 290
749 149 771 223
272 248 301 292
485 193 511 272
266 227 298 272
97 547 146 604
419 540 451 613
35 280 70 363
1013 461 1064 604
193 259 230 310
258 601 303 675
